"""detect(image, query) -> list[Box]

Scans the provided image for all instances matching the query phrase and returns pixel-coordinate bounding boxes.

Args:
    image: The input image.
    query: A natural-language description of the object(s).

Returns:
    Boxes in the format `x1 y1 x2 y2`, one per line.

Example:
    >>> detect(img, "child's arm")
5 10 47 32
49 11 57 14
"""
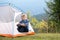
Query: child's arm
23 20 29 26
19 20 29 27
20 23 26 26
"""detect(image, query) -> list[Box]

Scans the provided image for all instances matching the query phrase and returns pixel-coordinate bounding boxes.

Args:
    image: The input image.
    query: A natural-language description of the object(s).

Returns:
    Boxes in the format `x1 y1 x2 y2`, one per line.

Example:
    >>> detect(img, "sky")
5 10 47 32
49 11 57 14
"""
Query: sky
0 0 48 15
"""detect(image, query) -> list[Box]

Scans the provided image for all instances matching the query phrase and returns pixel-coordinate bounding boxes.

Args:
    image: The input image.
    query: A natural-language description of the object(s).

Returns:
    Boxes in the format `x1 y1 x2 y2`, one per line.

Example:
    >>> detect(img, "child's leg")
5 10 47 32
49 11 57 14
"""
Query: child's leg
17 26 24 32
24 26 28 32
17 26 28 32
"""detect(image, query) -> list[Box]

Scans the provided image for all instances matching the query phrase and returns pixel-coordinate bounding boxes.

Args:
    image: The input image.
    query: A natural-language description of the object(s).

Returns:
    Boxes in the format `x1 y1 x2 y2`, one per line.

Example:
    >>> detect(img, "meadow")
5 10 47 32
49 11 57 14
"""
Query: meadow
0 33 60 40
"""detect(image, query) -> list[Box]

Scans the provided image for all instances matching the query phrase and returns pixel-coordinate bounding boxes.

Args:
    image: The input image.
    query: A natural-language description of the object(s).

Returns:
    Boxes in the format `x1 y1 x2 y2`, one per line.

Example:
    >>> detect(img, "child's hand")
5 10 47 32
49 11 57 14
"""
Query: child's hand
20 23 26 26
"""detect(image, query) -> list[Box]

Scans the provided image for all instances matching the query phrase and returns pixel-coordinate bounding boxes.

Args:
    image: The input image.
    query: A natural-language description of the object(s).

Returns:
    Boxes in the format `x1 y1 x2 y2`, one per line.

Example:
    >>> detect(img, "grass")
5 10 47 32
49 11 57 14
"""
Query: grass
0 33 60 40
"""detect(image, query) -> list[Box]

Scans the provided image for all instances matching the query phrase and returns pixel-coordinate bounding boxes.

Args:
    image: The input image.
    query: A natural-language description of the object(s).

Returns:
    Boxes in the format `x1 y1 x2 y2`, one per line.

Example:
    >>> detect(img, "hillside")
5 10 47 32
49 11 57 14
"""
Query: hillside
32 13 48 21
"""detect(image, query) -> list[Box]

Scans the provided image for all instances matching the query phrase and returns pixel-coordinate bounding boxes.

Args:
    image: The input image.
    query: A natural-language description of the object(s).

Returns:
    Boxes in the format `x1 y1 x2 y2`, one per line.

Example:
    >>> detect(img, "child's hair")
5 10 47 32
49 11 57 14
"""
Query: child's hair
21 14 27 19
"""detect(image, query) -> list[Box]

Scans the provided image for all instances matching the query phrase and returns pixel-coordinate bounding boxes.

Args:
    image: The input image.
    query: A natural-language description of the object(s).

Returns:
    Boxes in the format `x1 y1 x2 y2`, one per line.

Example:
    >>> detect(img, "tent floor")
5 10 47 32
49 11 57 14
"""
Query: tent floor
0 32 35 38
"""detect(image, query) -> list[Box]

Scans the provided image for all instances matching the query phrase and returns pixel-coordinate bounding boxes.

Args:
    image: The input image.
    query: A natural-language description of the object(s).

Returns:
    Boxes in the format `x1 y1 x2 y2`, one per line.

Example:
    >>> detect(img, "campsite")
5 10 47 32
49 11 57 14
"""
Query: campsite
0 0 60 40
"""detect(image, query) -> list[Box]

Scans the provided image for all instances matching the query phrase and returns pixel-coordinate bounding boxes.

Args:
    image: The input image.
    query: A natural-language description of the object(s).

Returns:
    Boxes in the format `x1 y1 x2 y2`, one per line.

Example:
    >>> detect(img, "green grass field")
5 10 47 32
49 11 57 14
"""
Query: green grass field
0 33 60 40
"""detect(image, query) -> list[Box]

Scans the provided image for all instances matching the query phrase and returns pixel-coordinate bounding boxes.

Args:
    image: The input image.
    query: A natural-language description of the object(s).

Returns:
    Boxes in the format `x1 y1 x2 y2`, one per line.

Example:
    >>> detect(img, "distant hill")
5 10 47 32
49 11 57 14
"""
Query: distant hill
32 13 48 21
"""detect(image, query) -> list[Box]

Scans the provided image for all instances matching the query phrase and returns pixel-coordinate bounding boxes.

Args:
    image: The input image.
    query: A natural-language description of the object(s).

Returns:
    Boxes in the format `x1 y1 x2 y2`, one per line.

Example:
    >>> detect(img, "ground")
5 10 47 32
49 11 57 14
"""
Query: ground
0 33 60 40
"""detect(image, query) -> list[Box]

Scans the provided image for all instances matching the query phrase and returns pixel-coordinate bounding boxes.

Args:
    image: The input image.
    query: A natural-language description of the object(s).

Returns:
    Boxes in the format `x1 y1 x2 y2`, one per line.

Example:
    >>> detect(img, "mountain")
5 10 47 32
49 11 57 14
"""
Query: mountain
32 13 48 21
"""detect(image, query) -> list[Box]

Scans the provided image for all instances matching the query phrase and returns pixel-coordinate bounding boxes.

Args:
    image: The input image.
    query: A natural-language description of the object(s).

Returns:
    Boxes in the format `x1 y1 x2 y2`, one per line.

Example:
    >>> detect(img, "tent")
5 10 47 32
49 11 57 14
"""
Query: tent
0 5 35 38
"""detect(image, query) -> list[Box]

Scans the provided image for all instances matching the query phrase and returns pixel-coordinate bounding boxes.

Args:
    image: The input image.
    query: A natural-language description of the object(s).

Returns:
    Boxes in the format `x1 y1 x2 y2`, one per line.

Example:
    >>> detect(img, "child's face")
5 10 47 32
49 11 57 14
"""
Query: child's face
21 15 27 20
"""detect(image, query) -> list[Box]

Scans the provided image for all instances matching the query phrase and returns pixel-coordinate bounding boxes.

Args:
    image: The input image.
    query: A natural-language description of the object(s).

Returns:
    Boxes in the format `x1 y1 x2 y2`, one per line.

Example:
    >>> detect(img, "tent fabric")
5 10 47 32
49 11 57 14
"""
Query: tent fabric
0 5 35 37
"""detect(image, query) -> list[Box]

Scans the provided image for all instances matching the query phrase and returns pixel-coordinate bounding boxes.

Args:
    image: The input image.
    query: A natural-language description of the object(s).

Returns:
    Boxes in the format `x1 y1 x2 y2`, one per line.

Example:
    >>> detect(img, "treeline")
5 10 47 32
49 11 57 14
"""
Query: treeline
27 12 60 33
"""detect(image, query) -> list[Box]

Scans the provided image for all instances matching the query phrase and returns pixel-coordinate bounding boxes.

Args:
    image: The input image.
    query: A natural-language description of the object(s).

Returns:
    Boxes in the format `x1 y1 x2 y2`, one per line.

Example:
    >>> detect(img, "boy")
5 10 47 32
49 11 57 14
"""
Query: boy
17 14 29 32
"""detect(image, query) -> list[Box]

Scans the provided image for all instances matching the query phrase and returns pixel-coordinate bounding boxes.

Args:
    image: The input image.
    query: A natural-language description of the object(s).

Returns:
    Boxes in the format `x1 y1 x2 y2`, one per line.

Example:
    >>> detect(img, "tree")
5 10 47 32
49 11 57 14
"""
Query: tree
39 20 48 33
45 0 60 33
